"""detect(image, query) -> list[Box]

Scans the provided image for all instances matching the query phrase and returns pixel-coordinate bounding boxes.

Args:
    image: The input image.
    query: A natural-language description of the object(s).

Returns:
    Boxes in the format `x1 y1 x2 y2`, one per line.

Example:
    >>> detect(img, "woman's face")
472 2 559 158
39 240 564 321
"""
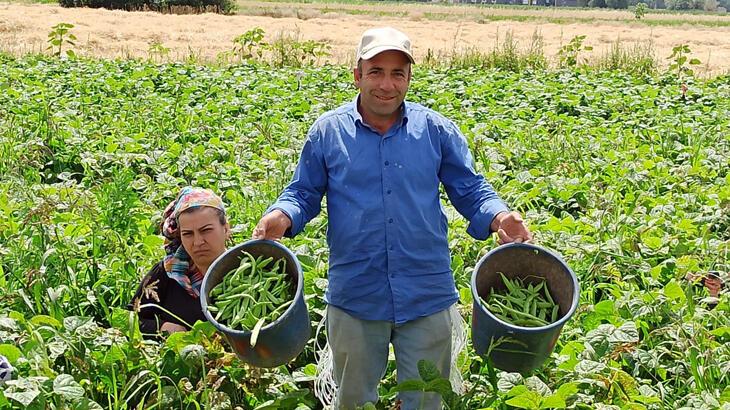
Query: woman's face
178 207 229 270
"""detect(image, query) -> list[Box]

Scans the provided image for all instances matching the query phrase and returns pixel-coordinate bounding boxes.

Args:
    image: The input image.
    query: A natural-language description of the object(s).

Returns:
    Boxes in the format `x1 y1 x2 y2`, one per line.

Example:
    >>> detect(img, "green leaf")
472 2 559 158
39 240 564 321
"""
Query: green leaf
505 390 542 409
417 359 440 382
459 287 473 305
64 316 91 332
5 390 39 407
192 145 206 156
642 236 663 250
165 331 198 353
0 344 22 363
142 234 164 249
29 315 62 328
506 385 530 397
630 394 661 405
424 378 452 397
524 376 551 396
574 360 606 375
109 308 140 340
390 379 426 393
555 382 578 398
47 340 69 360
53 374 85 401
585 324 613 356
253 399 278 410
594 300 615 316
720 386 730 403
540 393 566 409
608 321 639 344
73 398 104 410
663 280 686 301
612 369 638 395
498 372 524 393
101 345 126 366
302 363 317 377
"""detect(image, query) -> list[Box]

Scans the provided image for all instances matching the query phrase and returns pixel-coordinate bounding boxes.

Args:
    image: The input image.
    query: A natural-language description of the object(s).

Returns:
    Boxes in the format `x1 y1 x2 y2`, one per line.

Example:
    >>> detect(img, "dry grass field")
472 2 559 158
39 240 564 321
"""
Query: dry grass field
238 0 730 24
1 0 729 73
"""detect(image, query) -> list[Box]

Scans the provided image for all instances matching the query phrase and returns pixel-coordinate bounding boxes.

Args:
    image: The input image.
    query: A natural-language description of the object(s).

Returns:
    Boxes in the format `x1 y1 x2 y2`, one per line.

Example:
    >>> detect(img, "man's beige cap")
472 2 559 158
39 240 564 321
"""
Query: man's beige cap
355 27 414 64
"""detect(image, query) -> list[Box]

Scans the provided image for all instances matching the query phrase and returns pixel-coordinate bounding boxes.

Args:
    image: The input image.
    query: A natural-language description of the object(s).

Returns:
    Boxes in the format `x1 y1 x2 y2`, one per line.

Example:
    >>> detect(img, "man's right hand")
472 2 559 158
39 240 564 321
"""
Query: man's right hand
252 209 292 241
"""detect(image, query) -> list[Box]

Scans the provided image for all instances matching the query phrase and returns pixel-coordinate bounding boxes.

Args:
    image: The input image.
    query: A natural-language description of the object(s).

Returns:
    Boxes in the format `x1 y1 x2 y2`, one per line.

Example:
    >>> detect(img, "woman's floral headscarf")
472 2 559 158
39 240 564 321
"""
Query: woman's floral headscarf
161 187 226 298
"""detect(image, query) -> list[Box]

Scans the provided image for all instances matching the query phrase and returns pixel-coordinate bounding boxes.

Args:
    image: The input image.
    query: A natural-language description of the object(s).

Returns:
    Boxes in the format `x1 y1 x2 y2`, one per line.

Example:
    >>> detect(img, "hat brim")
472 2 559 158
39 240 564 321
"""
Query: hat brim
360 45 415 64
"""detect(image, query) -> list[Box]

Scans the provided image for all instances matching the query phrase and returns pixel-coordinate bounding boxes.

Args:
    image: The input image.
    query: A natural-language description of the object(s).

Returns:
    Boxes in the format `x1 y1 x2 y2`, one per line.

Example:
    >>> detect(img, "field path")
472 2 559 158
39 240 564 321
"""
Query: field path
1 2 729 73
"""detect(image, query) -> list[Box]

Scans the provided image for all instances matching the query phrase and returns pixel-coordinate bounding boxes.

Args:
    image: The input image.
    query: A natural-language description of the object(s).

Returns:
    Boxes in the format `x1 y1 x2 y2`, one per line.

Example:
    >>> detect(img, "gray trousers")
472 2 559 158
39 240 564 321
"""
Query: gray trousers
326 304 453 410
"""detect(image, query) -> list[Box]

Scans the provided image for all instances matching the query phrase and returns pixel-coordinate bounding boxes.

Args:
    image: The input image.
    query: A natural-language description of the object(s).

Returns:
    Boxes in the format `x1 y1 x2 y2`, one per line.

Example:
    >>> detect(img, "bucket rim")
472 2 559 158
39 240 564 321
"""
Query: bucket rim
200 239 304 336
470 242 579 333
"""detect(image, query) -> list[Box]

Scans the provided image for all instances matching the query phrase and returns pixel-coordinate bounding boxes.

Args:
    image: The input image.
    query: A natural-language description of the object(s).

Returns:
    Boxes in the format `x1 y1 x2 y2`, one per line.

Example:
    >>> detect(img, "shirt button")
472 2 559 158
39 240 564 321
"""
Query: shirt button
389 245 394 250
384 161 389 166
388 218 394 223
387 189 392 194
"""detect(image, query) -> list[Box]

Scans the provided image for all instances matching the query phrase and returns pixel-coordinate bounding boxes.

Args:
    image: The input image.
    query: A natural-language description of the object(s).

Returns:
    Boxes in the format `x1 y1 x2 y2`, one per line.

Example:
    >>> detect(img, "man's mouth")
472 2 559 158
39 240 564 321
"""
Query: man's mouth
375 95 395 101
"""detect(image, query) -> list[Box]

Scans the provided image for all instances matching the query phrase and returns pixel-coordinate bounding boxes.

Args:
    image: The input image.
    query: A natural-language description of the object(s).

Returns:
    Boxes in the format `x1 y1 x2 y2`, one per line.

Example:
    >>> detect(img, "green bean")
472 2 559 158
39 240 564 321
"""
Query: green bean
480 272 559 327
250 318 266 347
206 251 294 343
544 283 555 305
491 299 548 324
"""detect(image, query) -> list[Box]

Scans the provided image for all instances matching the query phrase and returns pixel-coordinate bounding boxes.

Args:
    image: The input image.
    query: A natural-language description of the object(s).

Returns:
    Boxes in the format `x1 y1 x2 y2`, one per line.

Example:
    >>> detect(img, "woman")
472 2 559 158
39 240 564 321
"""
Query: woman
128 187 230 335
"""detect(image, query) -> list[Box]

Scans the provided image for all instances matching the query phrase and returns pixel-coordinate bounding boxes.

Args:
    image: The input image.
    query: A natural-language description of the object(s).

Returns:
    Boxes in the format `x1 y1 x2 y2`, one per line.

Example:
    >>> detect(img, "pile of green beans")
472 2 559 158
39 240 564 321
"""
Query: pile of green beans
207 252 293 344
480 272 559 327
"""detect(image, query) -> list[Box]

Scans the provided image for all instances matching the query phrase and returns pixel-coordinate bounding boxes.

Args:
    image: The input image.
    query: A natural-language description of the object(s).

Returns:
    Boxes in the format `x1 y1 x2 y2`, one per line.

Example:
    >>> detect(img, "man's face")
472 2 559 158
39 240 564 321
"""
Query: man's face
354 50 412 122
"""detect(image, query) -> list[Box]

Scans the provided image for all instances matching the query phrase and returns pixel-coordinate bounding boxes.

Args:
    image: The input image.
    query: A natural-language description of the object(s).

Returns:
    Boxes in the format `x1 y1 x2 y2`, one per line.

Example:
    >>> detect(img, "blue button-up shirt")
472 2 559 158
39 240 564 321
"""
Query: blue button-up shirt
270 97 509 324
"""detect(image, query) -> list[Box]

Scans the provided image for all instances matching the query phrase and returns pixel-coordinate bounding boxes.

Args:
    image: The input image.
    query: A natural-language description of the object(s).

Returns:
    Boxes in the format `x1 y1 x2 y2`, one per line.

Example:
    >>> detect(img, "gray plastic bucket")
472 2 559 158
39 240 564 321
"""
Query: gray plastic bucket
200 240 310 368
471 243 579 373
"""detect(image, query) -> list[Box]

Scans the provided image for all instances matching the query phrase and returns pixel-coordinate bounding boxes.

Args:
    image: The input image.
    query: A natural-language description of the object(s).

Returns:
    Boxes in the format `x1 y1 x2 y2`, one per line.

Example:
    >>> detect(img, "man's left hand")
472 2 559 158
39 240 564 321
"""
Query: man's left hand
492 211 532 245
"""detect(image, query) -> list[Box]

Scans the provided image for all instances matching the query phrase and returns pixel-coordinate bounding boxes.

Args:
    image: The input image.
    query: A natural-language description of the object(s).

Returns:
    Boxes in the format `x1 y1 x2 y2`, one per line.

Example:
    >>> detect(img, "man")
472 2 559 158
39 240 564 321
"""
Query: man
253 27 532 410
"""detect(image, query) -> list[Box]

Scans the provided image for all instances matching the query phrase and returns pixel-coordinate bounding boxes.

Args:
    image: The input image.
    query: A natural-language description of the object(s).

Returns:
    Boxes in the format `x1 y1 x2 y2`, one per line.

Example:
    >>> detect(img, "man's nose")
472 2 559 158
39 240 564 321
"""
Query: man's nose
379 75 395 91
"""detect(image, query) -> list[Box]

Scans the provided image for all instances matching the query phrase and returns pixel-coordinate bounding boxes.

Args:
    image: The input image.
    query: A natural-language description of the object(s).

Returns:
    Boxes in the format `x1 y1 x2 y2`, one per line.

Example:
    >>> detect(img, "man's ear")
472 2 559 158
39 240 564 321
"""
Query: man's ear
353 67 361 87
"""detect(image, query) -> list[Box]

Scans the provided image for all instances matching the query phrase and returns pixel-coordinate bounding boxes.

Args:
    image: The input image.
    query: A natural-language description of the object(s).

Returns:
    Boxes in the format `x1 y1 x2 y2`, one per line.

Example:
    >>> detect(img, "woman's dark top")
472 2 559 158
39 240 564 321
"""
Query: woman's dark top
127 261 207 335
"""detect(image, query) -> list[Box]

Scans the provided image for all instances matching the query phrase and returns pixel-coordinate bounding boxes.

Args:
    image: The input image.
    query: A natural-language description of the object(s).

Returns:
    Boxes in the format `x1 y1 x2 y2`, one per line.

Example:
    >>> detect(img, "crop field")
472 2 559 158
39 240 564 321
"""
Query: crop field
0 3 729 408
